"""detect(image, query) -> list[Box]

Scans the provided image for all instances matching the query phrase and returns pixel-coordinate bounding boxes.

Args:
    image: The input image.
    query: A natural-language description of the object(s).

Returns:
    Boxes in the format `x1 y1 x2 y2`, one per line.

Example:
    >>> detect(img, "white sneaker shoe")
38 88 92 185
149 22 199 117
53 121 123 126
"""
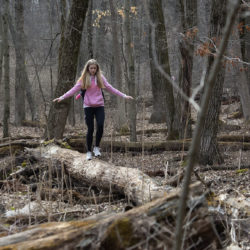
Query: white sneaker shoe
86 151 92 160
93 146 101 157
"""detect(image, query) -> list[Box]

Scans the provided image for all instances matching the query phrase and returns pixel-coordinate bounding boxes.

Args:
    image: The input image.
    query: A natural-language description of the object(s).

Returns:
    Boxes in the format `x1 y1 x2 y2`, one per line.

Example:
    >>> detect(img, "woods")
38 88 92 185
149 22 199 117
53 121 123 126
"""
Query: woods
0 0 249 249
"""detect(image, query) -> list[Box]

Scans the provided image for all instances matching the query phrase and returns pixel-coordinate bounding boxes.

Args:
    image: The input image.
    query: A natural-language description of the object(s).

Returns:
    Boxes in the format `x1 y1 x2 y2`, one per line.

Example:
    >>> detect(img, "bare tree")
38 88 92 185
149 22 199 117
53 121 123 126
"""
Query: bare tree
2 0 10 138
87 0 93 59
238 7 250 120
148 0 176 139
199 0 228 165
174 1 241 249
174 0 197 139
0 11 3 87
6 0 37 123
46 0 89 139
124 0 137 142
14 0 26 124
109 0 127 130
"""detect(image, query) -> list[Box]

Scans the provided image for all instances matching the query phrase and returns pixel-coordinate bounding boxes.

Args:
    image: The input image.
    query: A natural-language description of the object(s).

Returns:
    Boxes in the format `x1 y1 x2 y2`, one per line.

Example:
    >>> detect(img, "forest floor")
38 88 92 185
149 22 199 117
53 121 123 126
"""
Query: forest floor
0 99 249 249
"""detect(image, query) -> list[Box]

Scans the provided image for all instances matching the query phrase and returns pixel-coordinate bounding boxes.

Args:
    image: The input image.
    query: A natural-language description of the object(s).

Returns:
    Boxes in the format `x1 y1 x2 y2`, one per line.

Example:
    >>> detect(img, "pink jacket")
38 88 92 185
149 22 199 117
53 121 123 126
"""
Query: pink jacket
61 75 126 107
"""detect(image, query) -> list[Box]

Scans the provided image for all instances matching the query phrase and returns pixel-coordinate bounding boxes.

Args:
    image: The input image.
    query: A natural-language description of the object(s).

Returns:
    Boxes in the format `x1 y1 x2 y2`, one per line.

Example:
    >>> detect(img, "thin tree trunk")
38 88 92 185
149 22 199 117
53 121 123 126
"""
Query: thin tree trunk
238 12 250 120
45 0 89 139
124 0 137 142
0 14 3 87
109 0 127 130
68 98 75 126
148 0 176 139
14 0 25 125
175 0 197 139
2 0 10 138
87 0 93 59
6 0 37 122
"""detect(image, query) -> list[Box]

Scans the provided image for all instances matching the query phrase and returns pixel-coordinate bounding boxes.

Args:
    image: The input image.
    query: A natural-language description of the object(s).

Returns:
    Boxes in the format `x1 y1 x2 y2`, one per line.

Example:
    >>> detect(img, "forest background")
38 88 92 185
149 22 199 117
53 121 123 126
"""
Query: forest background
0 0 249 249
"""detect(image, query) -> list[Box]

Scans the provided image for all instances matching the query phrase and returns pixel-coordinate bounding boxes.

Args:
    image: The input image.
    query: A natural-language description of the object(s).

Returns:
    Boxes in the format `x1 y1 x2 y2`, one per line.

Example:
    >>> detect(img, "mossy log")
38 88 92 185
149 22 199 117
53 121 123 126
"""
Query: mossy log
67 139 190 153
67 138 250 153
0 182 225 250
25 145 167 205
67 128 168 139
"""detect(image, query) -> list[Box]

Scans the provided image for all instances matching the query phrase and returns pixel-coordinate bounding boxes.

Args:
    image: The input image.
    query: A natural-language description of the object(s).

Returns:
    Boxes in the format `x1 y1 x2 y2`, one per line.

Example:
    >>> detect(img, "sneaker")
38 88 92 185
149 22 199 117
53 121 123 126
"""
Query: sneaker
93 146 101 157
86 151 92 160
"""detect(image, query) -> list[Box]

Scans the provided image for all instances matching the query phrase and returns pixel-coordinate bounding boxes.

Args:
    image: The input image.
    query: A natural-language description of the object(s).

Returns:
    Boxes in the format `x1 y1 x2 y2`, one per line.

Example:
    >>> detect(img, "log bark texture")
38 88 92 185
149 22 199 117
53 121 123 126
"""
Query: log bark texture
26 145 166 205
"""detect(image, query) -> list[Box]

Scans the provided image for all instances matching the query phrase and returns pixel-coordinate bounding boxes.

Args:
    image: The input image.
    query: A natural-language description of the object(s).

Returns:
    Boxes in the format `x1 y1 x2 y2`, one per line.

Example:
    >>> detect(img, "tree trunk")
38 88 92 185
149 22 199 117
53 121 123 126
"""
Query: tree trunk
4 0 37 123
148 0 176 139
124 0 137 142
174 0 197 139
173 2 241 249
109 0 127 130
2 0 10 138
45 0 89 139
238 12 250 120
0 13 3 88
87 0 93 59
68 98 75 126
26 145 166 205
14 0 25 125
199 0 227 165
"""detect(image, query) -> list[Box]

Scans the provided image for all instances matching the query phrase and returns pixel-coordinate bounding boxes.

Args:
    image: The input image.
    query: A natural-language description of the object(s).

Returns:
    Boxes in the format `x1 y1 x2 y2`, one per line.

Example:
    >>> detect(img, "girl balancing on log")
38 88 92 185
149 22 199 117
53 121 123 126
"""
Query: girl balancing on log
53 59 133 160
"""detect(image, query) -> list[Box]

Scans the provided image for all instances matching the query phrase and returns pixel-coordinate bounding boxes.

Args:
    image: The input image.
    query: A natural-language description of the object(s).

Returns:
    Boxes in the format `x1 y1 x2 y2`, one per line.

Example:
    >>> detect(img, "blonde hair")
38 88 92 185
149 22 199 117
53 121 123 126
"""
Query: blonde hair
77 59 105 89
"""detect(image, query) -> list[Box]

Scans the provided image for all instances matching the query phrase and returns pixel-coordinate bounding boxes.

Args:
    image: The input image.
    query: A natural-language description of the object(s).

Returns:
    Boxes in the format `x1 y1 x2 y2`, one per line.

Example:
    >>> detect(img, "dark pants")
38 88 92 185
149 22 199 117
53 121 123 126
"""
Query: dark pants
84 106 105 152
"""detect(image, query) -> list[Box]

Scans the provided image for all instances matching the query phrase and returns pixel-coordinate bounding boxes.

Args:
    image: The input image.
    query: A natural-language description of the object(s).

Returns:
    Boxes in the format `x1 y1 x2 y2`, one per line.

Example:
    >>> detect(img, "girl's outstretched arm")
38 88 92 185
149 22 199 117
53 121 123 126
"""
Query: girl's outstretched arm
102 75 134 100
53 81 82 102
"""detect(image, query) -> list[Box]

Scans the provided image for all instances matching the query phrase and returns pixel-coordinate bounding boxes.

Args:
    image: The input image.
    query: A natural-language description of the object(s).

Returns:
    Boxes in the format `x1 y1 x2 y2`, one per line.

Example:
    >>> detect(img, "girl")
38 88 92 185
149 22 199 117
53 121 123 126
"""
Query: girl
53 59 133 160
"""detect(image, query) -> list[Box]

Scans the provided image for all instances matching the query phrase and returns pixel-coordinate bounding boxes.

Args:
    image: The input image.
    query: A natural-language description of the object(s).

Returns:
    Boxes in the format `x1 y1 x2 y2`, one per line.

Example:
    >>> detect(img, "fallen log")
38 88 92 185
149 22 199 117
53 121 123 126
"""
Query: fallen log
67 138 250 153
197 165 250 171
0 136 40 144
25 145 167 205
218 134 250 142
67 139 190 153
0 182 226 250
0 140 40 157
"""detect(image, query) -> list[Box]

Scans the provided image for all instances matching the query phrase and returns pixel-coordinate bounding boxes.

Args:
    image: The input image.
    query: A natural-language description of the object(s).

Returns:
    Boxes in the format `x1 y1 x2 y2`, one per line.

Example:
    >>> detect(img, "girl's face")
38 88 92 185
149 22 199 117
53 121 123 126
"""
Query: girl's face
88 64 97 76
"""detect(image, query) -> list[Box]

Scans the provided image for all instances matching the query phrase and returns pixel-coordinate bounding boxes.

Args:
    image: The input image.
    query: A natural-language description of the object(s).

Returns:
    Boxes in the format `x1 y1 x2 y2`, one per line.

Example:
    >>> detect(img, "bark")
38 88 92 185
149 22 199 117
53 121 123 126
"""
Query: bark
2 0 10 138
14 0 25 125
87 0 93 59
0 182 226 250
124 0 137 142
109 0 127 130
199 0 227 166
45 0 89 139
237 12 250 120
148 0 176 140
67 138 250 153
5 0 37 123
0 13 3 87
67 138 190 152
25 145 166 205
175 0 197 139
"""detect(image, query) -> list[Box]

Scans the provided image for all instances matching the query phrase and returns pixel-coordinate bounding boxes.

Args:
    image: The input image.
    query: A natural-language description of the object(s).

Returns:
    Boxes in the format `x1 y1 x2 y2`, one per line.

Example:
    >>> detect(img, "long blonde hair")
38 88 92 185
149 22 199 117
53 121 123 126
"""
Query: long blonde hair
77 59 105 89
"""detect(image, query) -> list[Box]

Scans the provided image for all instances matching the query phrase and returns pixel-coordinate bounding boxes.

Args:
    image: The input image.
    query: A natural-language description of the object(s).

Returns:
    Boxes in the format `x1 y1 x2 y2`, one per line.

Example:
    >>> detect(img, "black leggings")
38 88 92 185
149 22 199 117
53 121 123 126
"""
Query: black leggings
84 106 105 152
